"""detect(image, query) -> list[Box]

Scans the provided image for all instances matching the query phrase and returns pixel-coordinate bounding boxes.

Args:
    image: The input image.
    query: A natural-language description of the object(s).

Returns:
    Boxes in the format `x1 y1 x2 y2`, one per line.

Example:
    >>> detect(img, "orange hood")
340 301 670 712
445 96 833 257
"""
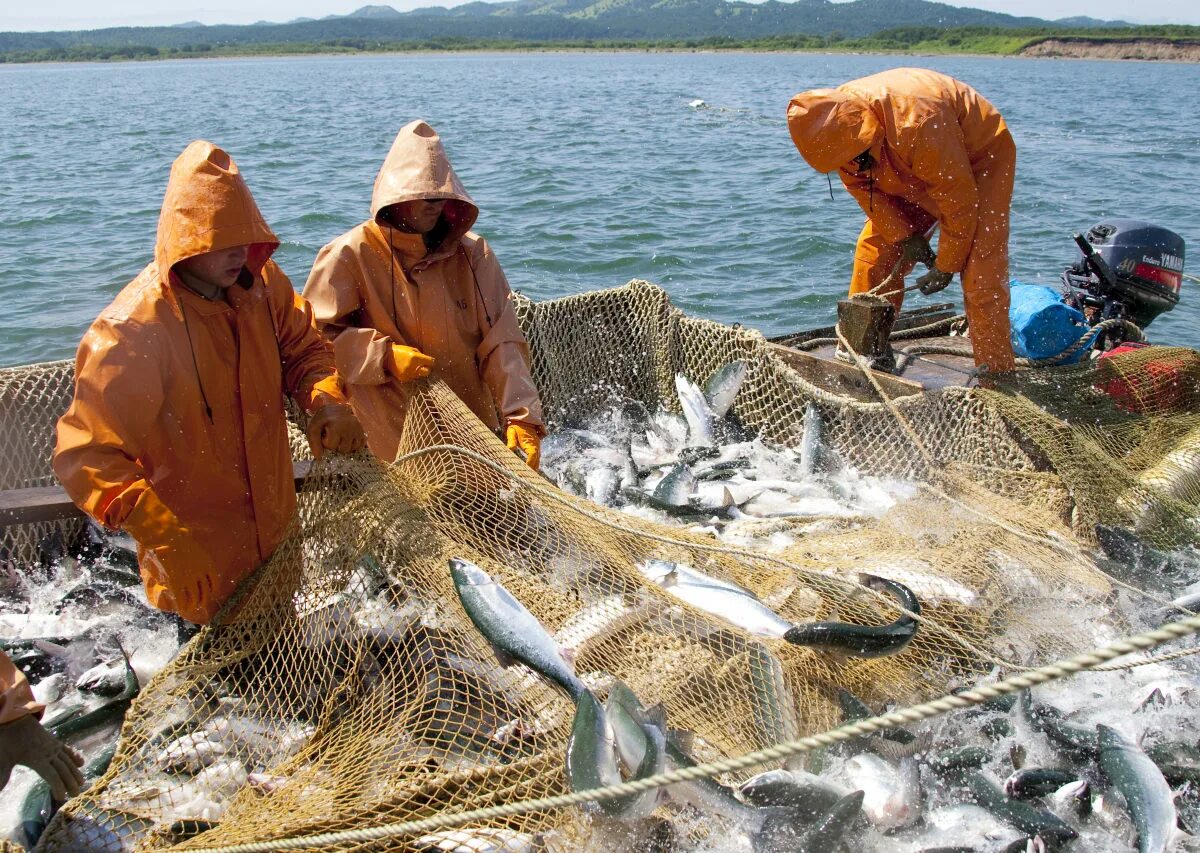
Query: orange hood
370 120 478 246
153 141 279 283
787 88 882 174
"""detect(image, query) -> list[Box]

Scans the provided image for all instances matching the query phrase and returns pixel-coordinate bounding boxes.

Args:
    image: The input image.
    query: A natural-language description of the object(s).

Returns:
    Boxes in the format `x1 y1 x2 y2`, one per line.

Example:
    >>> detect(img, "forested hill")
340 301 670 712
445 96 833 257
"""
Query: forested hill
0 0 1128 54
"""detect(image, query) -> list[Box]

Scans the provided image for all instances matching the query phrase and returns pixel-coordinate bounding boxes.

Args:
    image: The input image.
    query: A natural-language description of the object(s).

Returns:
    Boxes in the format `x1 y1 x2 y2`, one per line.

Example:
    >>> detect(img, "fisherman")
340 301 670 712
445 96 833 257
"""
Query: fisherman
787 68 1017 375
54 141 366 626
303 119 546 468
0 650 84 800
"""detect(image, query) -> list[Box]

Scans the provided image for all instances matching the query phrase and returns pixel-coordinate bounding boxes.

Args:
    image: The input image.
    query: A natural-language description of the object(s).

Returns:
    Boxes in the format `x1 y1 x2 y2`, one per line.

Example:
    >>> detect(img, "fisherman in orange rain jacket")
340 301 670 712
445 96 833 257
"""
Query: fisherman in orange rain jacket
303 120 546 468
54 141 366 626
0 651 83 800
788 68 1017 375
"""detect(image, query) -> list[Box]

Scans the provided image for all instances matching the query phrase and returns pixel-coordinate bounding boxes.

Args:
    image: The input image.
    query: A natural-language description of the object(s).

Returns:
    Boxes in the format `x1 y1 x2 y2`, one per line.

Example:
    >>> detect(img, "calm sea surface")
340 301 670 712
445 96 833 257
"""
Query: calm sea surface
2 52 1199 366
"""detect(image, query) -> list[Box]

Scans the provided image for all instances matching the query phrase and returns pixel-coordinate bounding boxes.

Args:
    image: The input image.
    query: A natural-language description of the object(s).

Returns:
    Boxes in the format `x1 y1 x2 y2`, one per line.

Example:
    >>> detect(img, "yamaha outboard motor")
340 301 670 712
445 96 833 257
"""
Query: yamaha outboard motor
1062 220 1184 348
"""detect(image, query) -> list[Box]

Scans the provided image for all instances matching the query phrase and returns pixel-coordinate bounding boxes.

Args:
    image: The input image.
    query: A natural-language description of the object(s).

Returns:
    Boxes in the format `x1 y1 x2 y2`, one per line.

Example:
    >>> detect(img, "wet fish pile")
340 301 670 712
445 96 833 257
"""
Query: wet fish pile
540 362 917 552
0 527 183 848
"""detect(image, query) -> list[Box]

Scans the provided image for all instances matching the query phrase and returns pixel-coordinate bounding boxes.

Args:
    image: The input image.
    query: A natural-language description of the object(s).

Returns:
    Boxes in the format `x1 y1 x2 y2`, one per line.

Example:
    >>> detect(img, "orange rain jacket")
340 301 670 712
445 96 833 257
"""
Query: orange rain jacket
0 651 42 726
303 120 544 463
788 68 1017 372
54 141 349 624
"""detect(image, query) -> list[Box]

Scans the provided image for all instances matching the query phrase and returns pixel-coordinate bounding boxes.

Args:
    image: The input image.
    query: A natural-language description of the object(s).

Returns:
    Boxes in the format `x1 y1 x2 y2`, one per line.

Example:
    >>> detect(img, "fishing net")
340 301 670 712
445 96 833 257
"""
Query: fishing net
0 279 1196 852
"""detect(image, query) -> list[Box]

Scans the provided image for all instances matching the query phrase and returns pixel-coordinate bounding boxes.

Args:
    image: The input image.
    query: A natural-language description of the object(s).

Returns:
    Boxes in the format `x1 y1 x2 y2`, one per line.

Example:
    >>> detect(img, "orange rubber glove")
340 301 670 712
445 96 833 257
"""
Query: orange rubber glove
387 345 436 382
122 486 220 624
306 404 366 460
505 421 542 470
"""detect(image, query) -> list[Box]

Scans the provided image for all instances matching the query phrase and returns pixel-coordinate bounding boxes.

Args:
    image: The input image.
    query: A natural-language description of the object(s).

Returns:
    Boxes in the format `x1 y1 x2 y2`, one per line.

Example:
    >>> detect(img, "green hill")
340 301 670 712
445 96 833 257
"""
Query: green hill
2 0 1193 63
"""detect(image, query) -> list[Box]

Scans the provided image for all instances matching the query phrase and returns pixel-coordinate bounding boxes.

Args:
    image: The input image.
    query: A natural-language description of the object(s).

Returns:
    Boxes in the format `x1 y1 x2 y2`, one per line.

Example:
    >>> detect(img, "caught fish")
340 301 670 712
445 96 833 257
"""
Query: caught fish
46 648 139 739
783 574 921 658
1003 768 1080 800
793 790 866 851
552 594 653 666
1097 725 1177 853
652 462 697 507
450 558 584 701
566 689 640 818
413 828 545 852
960 771 1078 847
155 731 229 774
703 361 748 418
1048 779 1091 821
637 559 794 639
738 768 844 820
843 752 923 830
1017 691 1096 758
675 375 717 446
798 402 822 478
746 642 800 748
76 659 130 697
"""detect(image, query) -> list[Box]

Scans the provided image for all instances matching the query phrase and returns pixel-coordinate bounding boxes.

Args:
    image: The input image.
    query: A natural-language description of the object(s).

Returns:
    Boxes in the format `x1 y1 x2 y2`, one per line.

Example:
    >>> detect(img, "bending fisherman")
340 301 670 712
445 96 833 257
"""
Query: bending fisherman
787 68 1017 376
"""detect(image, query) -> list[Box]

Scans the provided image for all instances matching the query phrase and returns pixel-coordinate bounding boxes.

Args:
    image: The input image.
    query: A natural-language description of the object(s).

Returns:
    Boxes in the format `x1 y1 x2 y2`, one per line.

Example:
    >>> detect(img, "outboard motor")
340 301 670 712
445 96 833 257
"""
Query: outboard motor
1062 219 1184 348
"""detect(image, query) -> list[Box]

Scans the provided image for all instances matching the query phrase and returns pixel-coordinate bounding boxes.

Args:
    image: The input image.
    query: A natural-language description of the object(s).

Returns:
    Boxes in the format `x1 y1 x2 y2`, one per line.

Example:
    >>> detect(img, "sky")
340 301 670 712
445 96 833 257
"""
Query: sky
2 0 1197 31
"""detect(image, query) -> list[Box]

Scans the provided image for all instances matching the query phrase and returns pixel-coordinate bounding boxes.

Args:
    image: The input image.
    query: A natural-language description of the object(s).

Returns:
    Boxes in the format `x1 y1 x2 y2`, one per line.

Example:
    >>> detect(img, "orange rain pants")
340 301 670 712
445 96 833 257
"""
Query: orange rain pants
0 651 42 727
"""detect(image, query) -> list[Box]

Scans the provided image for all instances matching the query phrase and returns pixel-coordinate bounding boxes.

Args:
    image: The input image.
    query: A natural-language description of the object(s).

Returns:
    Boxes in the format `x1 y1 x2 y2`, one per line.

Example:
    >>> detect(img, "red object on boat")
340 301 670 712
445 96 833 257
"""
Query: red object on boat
1097 342 1186 413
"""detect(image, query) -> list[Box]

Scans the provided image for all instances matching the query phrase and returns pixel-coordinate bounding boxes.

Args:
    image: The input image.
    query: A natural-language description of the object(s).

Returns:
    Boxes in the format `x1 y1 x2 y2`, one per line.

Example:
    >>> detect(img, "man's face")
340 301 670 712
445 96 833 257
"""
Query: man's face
390 199 447 235
176 245 250 290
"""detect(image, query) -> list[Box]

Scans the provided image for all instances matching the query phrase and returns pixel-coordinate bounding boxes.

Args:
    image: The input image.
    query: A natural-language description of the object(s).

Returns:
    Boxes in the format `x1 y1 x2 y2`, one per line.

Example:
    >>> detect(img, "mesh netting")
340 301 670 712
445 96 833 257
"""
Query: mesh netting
1 280 1195 852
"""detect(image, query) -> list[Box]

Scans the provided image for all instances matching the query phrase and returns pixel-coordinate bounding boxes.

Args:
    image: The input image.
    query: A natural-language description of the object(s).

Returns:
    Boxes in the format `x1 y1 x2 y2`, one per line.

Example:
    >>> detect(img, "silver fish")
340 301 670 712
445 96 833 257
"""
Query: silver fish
798 402 822 478
675 375 717 446
637 559 794 638
703 361 748 419
842 752 922 830
1097 724 1177 853
552 595 653 666
585 465 621 506
746 642 800 747
449 558 584 701
413 828 544 852
155 731 229 774
652 462 697 507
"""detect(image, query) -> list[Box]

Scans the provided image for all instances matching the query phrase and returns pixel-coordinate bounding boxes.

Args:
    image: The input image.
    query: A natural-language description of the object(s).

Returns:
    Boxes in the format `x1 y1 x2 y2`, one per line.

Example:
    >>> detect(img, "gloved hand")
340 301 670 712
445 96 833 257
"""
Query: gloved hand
305 404 366 460
899 234 936 265
387 345 435 382
122 487 220 624
505 421 542 470
916 267 954 296
0 714 85 800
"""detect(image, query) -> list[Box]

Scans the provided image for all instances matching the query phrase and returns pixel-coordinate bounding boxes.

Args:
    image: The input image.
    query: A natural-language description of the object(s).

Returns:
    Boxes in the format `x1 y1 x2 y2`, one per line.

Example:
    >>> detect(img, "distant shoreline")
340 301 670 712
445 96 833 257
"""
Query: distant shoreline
2 37 1198 65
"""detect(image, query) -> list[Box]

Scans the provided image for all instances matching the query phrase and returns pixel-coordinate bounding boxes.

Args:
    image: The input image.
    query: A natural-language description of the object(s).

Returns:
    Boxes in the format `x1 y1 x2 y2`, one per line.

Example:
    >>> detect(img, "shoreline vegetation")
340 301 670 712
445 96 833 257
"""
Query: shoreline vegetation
2 26 1199 64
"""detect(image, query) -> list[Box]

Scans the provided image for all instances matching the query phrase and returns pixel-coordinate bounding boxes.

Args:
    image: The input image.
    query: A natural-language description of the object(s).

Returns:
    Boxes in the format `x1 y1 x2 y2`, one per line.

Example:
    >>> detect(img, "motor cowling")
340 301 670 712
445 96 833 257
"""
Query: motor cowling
1065 219 1184 329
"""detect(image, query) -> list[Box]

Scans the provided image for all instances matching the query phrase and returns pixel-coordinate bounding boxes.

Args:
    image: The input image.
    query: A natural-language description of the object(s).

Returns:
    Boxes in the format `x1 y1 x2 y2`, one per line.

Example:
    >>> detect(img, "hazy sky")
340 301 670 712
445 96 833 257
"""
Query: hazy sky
3 0 1196 31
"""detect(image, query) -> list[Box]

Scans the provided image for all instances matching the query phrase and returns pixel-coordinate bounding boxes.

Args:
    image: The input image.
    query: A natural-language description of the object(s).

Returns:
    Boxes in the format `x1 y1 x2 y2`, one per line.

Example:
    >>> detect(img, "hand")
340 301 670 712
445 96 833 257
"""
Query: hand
505 422 542 470
916 268 954 295
387 345 435 382
899 234 935 265
0 714 84 800
305 404 366 460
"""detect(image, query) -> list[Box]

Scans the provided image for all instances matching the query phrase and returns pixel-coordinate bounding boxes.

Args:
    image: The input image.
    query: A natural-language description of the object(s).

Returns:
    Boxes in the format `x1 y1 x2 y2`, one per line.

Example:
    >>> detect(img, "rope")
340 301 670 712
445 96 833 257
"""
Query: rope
183 612 1200 853
1088 641 1200 671
1012 318 1146 368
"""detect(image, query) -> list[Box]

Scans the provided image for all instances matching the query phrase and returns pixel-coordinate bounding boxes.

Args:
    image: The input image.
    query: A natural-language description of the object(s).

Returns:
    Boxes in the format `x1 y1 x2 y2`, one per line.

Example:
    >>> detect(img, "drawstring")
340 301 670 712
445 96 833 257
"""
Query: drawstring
179 299 214 424
868 170 874 212
826 173 834 201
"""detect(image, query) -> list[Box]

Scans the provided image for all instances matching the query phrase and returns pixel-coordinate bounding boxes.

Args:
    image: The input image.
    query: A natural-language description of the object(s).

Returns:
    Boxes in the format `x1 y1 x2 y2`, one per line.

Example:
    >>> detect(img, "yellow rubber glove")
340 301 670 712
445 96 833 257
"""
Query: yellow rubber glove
505 421 542 470
122 486 219 624
387 344 436 382
306 404 366 460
